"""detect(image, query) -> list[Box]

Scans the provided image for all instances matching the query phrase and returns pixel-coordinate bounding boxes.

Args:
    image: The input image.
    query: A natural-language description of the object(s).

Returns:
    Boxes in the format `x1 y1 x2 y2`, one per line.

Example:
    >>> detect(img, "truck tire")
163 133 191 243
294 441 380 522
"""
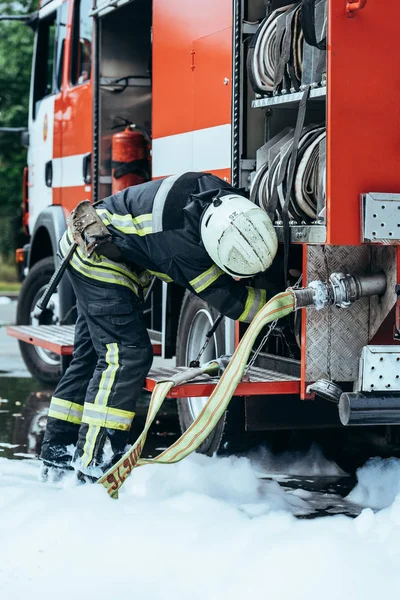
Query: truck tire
176 291 259 456
16 257 61 385
176 292 227 454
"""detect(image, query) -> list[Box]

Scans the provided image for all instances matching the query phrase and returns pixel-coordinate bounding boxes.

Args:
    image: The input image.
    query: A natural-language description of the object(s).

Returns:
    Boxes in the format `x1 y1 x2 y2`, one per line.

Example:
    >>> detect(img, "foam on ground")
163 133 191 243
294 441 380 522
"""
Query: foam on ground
1 453 400 600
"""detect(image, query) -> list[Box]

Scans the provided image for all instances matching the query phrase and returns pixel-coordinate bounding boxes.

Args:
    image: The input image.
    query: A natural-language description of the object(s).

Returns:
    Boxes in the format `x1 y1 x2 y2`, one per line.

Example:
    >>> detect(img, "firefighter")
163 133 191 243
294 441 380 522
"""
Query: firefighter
40 172 278 482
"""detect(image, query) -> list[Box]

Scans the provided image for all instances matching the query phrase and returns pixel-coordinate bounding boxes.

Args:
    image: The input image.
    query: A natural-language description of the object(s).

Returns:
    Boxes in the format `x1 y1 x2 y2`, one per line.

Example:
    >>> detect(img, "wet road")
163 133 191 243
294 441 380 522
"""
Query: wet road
0 297 180 462
0 297 28 376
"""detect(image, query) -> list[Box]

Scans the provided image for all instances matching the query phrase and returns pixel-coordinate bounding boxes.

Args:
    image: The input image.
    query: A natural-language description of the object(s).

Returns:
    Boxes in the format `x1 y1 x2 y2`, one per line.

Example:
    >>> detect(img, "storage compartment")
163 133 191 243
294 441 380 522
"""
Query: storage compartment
240 0 327 243
97 0 152 200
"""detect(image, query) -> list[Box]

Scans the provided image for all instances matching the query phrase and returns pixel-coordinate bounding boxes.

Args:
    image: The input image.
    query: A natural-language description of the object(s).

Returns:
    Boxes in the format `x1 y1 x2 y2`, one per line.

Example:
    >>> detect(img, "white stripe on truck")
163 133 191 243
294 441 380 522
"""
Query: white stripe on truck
152 124 232 178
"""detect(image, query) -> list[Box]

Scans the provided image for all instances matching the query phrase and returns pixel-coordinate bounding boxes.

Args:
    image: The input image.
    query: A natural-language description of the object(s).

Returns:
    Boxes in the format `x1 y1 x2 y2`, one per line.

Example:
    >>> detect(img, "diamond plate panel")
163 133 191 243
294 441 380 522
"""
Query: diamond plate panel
148 366 298 385
306 246 371 381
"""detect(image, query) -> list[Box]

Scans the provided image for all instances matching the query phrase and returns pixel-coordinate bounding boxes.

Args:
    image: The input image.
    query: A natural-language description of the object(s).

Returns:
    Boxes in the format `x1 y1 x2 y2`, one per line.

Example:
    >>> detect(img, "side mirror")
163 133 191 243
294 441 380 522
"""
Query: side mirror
0 12 38 30
21 130 29 148
0 127 29 148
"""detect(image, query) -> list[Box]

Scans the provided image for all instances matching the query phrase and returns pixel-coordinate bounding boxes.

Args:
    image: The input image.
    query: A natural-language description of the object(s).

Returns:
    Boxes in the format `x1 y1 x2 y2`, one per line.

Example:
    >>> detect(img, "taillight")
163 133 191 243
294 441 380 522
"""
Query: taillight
22 166 29 235
15 248 24 264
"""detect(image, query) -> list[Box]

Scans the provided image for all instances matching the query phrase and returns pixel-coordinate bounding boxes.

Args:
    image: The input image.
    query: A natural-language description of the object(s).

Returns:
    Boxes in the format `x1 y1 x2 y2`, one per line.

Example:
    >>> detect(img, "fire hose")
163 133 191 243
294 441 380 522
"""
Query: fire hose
98 291 295 498
98 271 386 498
251 125 326 223
247 1 327 95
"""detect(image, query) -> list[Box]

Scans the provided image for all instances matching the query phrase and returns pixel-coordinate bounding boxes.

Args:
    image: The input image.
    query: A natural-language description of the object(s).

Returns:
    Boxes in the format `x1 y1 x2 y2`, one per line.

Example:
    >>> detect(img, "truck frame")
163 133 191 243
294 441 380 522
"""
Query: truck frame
4 0 400 461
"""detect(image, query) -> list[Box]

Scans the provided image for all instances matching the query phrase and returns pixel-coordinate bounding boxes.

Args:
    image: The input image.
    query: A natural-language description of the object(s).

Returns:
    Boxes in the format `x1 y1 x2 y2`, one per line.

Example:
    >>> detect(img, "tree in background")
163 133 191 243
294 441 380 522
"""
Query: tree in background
0 0 35 264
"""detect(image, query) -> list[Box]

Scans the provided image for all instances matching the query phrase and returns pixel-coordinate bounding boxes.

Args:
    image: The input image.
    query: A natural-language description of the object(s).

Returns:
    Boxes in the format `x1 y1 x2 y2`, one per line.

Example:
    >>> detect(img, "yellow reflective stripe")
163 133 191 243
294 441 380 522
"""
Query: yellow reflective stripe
257 289 267 314
239 287 255 322
82 415 130 432
64 229 141 282
82 405 134 431
48 397 83 425
83 403 135 419
190 264 224 293
60 232 140 296
148 270 173 283
50 397 84 412
82 343 120 467
95 343 119 407
70 256 139 295
96 209 152 236
239 288 267 323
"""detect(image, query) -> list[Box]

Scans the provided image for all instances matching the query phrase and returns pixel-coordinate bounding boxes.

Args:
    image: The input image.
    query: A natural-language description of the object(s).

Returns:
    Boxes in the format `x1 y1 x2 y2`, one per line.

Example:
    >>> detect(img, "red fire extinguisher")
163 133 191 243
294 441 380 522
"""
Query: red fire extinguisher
111 124 150 194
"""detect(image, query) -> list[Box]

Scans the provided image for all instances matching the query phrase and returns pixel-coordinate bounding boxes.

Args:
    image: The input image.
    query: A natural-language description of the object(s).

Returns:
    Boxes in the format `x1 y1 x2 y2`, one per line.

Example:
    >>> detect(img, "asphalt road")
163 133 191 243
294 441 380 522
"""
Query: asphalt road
0 297 28 377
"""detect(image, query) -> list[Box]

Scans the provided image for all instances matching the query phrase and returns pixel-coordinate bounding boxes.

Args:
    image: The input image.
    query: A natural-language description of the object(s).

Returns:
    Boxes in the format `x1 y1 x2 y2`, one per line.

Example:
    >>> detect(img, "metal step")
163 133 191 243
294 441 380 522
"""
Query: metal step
6 326 299 397
145 366 300 398
6 325 162 356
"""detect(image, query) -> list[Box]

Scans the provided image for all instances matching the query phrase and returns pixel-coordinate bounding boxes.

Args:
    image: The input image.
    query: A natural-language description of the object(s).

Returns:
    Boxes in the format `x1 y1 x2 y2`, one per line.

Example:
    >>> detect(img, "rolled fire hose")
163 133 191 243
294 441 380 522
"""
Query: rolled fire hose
247 5 295 93
251 126 326 222
294 129 326 219
98 290 295 498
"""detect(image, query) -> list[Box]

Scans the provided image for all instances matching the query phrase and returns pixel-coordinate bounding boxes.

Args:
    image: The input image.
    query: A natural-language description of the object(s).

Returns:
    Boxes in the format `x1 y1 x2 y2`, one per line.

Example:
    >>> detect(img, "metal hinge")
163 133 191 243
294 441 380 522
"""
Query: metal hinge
239 159 256 189
242 21 259 35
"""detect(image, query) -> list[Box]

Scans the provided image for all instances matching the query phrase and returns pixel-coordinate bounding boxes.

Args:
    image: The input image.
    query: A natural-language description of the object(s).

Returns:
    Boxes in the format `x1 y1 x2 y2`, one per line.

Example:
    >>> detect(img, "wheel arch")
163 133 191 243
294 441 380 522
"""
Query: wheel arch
26 206 75 320
28 206 68 269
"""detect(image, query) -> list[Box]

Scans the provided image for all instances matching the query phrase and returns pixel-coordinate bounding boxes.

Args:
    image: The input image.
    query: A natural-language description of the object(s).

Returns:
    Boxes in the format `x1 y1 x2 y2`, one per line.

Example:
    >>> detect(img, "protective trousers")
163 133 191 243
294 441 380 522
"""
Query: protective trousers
40 261 153 476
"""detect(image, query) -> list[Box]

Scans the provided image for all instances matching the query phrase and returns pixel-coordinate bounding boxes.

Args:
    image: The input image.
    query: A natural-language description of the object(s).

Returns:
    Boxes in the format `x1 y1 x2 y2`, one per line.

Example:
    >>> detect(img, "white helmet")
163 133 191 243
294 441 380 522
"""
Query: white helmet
200 194 278 278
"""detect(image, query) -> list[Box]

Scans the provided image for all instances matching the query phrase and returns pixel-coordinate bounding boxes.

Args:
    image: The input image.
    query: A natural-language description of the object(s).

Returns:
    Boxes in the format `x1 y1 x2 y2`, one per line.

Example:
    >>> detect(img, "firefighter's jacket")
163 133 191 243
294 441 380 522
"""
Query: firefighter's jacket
64 173 268 323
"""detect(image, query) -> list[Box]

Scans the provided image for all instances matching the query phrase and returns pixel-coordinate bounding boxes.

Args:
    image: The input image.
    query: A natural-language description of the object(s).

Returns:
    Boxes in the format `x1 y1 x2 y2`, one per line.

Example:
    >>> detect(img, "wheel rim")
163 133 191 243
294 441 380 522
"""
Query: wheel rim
184 308 221 420
29 286 61 366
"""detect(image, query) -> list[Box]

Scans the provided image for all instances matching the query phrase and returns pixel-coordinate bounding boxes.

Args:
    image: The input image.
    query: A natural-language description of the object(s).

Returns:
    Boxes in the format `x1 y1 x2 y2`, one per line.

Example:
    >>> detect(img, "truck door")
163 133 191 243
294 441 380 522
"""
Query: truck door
28 2 67 233
56 0 93 213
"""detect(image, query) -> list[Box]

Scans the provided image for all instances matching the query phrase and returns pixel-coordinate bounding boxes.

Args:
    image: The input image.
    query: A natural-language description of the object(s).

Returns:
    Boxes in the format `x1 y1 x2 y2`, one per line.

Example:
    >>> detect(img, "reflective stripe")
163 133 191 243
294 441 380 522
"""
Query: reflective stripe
67 230 150 288
82 343 120 467
96 209 152 236
152 174 182 233
190 264 224 294
239 287 267 323
147 269 173 283
48 397 83 425
82 403 135 432
60 231 140 296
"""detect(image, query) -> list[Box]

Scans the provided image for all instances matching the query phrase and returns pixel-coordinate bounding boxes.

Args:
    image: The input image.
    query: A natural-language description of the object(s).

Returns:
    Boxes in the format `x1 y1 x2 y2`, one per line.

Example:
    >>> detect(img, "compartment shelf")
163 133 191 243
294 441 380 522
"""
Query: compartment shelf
252 85 326 109
274 224 326 244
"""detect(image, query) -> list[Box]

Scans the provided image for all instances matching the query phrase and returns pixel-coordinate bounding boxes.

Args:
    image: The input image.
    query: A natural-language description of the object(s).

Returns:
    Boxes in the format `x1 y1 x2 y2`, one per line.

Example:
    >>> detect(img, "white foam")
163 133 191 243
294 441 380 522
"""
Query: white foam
0 454 400 600
347 457 400 509
247 442 346 477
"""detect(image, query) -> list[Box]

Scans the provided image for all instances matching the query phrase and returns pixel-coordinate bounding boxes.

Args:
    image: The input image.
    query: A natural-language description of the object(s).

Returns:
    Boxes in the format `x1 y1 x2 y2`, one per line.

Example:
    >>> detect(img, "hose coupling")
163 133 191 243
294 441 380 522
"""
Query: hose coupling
291 272 387 310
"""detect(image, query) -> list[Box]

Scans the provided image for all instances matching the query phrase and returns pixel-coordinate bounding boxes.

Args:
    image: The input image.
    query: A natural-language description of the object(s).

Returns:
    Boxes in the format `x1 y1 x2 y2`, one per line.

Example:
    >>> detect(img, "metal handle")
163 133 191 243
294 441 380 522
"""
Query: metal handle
45 160 52 187
82 152 92 184
189 314 224 368
346 0 367 17
36 243 77 313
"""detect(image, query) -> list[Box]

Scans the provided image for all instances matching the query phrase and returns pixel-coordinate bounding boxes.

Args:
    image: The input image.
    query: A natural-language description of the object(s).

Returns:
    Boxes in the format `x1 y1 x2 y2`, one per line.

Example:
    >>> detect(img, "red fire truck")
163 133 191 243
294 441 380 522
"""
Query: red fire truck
4 0 400 459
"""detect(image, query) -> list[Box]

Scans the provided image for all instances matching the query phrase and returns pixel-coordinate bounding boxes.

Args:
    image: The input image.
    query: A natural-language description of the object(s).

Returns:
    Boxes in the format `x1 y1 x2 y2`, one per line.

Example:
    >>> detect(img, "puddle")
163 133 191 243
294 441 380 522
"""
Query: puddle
0 377 180 461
